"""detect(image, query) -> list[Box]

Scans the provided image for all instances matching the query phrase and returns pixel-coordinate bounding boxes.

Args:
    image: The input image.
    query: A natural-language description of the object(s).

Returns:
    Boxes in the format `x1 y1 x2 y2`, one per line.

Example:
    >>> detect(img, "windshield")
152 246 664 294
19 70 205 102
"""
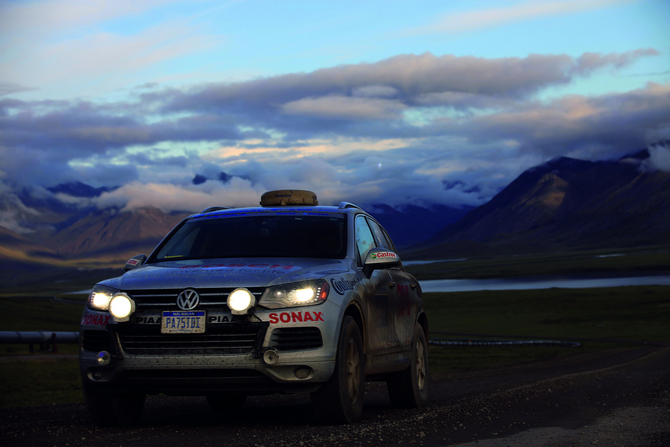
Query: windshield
151 214 347 261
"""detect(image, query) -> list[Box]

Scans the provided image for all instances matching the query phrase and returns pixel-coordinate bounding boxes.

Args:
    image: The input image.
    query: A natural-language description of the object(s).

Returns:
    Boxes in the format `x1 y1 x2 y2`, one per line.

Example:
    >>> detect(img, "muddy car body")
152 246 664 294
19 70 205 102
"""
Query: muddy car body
79 190 428 424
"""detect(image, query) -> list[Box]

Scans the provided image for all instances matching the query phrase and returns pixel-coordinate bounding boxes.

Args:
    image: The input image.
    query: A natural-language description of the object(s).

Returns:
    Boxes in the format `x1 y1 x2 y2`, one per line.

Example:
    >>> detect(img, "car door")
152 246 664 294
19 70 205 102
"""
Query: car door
366 218 418 364
354 215 399 371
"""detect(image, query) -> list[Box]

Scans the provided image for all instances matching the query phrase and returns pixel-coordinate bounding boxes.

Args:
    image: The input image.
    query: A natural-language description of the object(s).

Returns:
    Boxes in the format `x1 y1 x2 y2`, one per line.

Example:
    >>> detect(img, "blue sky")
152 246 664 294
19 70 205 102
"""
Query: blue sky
1 0 669 228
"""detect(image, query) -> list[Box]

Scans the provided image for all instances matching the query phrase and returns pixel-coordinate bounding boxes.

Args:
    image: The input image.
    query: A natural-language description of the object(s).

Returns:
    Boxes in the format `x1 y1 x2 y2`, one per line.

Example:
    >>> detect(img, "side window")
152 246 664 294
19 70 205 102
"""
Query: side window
355 215 376 265
380 227 397 253
367 219 392 251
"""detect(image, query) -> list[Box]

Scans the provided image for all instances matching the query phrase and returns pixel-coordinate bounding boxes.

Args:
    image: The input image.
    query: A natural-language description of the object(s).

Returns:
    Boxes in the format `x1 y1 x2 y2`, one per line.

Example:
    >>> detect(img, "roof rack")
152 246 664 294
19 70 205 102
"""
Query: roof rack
260 190 318 207
337 202 364 211
200 206 231 213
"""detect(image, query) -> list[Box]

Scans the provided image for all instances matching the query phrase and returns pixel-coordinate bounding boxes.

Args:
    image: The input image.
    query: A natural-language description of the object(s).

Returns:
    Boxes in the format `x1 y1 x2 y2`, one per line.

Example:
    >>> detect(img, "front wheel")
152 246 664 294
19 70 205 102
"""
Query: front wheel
387 324 428 408
311 316 365 424
83 383 146 426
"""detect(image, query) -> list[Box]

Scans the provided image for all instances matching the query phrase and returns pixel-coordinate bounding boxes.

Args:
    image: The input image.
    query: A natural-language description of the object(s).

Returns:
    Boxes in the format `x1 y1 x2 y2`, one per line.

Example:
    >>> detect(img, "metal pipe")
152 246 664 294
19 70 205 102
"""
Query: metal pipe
429 338 581 348
0 331 80 344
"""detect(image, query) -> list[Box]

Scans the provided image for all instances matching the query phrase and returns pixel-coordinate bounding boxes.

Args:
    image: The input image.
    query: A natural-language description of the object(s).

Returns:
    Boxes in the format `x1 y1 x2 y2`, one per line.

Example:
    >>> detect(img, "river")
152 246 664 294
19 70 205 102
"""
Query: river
419 275 670 293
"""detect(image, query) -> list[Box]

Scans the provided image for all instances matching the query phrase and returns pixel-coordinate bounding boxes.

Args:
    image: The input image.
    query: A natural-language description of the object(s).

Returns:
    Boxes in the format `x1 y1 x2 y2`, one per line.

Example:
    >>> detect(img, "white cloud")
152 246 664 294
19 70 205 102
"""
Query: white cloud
95 178 264 213
1 21 220 94
645 143 670 172
1 50 667 213
283 96 407 120
0 182 42 234
0 82 36 97
402 0 637 36
352 86 399 98
0 0 177 34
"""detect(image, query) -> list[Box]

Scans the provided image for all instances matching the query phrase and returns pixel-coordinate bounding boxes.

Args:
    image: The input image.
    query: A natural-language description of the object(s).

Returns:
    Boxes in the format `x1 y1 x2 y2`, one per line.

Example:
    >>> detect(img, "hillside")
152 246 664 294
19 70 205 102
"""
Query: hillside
2 152 669 266
407 155 670 259
367 203 473 248
0 226 61 262
46 207 190 260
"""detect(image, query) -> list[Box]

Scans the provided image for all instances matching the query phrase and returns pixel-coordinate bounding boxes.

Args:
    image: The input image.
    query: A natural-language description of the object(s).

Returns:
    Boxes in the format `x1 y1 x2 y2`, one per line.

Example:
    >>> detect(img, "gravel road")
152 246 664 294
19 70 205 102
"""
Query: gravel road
2 347 668 447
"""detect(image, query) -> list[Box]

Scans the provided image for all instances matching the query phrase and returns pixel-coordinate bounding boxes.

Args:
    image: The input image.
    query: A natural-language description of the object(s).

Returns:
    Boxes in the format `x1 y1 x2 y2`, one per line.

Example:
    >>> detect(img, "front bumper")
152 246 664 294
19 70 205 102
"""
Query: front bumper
79 302 341 395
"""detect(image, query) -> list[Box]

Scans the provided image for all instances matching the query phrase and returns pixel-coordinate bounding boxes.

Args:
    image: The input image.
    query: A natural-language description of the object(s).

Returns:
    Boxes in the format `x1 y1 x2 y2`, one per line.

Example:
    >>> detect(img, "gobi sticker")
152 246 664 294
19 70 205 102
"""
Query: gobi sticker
208 315 233 323
81 314 111 326
371 252 397 259
134 316 161 324
269 311 324 324
330 278 359 295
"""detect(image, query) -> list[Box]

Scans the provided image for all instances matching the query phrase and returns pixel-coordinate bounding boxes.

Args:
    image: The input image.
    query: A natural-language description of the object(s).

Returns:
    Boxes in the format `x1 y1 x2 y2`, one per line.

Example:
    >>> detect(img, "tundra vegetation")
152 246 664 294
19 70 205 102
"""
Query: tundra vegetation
1 248 669 408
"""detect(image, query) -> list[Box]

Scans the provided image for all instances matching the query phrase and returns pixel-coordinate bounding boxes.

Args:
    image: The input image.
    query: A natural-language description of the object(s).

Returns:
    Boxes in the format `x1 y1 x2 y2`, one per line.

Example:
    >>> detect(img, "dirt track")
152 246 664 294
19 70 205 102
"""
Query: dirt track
2 347 668 447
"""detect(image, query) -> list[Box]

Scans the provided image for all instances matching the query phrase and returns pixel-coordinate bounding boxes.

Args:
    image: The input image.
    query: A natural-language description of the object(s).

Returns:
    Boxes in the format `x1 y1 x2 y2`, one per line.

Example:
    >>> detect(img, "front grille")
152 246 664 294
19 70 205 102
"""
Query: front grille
113 323 267 355
125 287 265 309
271 327 322 351
81 330 112 352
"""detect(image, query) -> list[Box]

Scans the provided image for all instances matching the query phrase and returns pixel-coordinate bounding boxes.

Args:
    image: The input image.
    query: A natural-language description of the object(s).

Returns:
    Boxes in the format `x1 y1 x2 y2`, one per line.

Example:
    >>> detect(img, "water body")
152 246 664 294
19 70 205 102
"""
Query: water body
420 275 670 293
403 258 467 266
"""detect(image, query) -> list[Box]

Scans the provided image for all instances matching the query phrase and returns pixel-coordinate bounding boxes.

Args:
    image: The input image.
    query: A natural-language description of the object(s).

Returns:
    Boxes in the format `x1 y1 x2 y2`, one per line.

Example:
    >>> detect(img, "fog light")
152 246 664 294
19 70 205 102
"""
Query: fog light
109 293 135 322
97 351 111 366
262 349 278 365
294 367 312 379
228 288 255 315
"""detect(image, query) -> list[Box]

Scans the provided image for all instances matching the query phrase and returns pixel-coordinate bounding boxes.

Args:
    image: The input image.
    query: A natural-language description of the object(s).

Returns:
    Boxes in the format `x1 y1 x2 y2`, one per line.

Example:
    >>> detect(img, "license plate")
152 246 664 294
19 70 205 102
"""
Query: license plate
161 311 206 334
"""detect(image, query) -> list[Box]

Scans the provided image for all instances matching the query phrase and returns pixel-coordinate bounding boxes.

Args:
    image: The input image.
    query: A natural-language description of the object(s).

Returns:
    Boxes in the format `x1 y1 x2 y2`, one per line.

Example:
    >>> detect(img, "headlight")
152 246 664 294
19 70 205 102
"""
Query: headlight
109 293 135 322
258 280 330 309
87 285 119 311
228 288 256 315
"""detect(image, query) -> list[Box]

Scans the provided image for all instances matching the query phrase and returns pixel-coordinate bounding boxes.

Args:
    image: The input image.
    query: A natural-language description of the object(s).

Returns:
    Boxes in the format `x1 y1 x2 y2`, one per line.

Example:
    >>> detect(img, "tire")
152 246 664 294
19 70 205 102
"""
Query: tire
206 394 247 411
83 383 146 426
387 324 428 408
311 316 365 424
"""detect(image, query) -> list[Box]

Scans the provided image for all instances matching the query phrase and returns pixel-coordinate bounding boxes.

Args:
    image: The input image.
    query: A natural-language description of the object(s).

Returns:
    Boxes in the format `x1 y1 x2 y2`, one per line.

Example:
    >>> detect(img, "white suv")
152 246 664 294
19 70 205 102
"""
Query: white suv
80 190 428 425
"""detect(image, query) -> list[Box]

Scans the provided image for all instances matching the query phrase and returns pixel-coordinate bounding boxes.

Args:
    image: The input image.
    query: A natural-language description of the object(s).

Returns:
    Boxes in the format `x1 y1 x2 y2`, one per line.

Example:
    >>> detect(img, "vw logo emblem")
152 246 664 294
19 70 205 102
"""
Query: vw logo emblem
177 289 200 310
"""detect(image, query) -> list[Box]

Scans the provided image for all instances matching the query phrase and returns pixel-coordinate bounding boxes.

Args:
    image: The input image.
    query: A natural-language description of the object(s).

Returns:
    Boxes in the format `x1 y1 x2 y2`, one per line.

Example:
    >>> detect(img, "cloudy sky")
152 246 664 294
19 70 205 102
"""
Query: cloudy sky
1 0 669 217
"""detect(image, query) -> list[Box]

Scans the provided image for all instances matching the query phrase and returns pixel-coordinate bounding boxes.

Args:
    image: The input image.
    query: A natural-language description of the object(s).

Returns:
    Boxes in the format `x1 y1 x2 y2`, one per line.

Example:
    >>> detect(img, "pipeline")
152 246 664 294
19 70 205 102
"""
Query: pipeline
430 338 581 348
0 331 79 344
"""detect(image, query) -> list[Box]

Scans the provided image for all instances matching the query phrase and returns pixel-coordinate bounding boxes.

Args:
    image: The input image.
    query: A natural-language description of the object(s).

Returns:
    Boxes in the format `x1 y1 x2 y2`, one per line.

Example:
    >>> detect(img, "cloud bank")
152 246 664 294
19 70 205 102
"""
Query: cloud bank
1 50 668 217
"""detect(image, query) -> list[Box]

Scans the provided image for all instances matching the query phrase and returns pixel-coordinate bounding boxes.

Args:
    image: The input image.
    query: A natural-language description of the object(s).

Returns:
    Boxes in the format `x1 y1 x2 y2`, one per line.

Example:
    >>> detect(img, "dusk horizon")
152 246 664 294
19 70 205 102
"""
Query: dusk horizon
2 0 669 237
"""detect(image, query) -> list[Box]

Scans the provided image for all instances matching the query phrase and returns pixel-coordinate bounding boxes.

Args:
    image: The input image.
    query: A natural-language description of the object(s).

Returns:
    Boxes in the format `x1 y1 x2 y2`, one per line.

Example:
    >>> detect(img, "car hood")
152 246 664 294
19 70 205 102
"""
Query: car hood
100 258 352 290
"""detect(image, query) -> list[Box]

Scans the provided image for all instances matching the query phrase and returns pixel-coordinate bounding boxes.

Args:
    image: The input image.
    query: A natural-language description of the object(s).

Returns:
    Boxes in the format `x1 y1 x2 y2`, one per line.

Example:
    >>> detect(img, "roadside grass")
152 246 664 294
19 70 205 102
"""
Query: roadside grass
405 247 670 280
425 285 670 375
2 284 669 408
423 286 670 342
429 345 576 373
0 265 121 296
0 358 82 408
0 296 86 333
0 295 85 357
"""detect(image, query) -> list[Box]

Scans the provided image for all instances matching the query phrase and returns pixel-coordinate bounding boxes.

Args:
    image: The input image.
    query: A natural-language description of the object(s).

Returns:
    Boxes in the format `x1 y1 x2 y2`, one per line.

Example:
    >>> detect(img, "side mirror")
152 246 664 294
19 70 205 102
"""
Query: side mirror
124 254 147 272
363 248 400 278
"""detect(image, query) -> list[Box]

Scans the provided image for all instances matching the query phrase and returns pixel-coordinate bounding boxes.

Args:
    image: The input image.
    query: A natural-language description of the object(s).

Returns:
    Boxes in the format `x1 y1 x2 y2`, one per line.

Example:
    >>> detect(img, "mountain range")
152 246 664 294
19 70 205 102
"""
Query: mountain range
1 147 669 271
406 149 670 259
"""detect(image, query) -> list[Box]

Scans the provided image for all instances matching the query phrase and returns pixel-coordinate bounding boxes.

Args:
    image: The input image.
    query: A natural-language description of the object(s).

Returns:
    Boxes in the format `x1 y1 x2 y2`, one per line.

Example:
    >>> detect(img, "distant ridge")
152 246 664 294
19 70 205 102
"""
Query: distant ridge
367 203 473 248
0 225 62 262
47 181 116 198
2 148 669 265
407 152 670 259
47 207 189 259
